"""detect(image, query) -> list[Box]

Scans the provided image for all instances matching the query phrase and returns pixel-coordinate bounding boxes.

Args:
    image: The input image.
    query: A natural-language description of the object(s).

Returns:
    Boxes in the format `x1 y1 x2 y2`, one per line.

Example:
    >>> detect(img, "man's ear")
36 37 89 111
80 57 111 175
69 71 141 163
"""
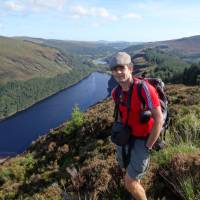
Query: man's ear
128 65 133 73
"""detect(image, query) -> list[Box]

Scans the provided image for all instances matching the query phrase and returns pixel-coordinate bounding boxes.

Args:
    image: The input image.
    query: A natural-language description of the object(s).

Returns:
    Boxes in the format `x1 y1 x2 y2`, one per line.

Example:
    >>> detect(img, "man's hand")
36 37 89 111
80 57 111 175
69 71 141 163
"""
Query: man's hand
146 106 163 149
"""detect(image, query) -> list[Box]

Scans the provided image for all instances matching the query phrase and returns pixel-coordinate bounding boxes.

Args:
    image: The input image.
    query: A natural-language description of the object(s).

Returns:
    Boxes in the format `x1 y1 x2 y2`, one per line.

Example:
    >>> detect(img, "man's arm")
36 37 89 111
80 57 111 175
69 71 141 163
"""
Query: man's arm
146 106 163 149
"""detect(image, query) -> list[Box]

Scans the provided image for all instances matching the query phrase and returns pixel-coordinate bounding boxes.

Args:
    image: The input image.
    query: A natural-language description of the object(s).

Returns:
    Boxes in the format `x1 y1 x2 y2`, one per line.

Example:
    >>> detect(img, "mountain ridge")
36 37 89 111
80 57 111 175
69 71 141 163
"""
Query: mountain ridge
125 35 200 62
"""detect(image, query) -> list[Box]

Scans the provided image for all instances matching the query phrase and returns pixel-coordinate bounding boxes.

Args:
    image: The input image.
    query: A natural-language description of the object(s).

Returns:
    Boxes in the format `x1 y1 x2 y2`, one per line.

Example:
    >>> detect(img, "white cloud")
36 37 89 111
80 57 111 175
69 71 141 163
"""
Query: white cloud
71 5 118 21
91 7 118 20
70 5 143 22
29 0 66 11
3 0 67 13
92 7 109 18
122 13 142 19
71 5 88 15
4 1 25 11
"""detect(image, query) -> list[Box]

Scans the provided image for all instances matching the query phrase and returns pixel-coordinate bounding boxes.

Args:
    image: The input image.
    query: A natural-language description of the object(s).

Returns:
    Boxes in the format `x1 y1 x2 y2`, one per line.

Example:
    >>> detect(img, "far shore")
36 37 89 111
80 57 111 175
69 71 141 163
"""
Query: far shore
0 72 93 122
0 71 110 122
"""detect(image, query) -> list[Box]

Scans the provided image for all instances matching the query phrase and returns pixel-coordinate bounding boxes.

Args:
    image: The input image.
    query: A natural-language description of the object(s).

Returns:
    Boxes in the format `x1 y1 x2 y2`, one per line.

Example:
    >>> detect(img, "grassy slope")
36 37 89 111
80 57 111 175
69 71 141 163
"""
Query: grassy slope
0 36 72 84
125 35 200 62
0 84 200 200
16 37 132 58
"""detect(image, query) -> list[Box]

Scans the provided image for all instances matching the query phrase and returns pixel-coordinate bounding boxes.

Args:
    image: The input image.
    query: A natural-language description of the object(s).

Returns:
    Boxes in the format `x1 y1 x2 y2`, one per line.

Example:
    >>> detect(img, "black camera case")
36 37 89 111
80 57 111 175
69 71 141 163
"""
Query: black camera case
111 122 131 146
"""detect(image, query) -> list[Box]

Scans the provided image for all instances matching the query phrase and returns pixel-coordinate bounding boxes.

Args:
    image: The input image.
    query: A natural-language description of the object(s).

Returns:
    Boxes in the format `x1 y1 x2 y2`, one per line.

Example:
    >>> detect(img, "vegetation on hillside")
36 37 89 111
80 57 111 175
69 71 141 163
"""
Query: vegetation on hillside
146 49 200 85
145 49 190 82
131 48 200 86
0 37 73 84
0 37 108 119
182 63 200 85
20 37 132 58
0 84 199 200
0 65 103 119
125 35 200 62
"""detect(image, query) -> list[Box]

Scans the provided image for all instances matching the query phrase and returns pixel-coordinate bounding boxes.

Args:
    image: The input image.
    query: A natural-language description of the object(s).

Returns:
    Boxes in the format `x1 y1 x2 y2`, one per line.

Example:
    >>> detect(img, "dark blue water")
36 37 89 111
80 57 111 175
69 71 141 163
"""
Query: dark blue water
0 72 111 156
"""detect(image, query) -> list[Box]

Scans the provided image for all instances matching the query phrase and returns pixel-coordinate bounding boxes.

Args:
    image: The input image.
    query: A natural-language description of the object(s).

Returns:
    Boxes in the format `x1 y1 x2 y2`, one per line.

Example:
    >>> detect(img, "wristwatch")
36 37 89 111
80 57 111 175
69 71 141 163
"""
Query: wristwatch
146 146 152 152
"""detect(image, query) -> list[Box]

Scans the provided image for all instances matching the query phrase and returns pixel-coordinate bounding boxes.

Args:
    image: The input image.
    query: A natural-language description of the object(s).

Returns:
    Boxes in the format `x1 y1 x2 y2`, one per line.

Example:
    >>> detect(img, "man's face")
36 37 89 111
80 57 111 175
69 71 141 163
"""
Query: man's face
111 65 132 84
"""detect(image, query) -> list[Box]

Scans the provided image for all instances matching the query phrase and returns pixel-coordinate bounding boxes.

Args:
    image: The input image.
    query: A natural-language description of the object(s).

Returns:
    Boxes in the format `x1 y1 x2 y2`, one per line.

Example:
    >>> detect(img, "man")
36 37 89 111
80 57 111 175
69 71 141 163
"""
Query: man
110 52 163 200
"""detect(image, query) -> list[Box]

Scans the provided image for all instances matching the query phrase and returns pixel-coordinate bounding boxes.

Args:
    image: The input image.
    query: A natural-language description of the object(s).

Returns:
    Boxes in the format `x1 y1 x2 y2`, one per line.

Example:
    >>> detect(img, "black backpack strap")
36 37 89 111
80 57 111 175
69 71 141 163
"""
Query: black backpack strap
113 85 121 121
113 103 119 122
122 82 134 169
122 139 133 169
113 82 134 123
137 80 146 110
122 146 127 168
125 82 134 125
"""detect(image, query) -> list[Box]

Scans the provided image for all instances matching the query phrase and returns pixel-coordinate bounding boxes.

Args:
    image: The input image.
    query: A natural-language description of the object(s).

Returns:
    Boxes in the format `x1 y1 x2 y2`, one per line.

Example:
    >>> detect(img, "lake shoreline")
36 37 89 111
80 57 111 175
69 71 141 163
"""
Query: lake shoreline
0 71 111 161
0 71 110 122
0 155 13 165
0 157 9 164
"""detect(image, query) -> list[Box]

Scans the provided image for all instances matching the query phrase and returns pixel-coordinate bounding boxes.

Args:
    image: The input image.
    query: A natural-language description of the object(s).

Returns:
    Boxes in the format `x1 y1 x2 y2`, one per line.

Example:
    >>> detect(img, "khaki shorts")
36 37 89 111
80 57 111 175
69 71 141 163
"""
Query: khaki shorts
116 138 150 180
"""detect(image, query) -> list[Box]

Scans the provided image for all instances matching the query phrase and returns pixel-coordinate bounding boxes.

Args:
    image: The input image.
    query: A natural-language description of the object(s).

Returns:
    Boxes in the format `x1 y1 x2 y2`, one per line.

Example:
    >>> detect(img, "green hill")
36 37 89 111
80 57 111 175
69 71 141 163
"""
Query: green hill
125 35 200 62
0 36 73 84
16 37 132 58
0 84 200 200
0 36 104 119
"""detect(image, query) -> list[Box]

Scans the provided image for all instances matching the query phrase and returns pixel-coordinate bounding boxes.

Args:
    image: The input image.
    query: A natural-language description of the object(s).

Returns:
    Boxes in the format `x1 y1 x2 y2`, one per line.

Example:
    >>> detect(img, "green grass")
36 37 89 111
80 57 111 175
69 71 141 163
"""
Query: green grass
63 105 84 135
152 143 199 166
179 175 196 200
0 37 72 84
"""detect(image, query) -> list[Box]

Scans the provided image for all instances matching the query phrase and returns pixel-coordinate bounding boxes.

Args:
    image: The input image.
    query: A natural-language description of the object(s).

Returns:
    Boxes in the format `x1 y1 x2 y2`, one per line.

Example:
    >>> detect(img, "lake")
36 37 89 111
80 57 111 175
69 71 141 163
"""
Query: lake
0 72 111 157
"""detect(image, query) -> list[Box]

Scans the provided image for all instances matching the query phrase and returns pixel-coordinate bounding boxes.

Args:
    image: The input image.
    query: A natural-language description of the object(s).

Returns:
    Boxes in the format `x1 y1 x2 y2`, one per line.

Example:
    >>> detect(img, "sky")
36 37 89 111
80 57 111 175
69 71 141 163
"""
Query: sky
0 0 200 42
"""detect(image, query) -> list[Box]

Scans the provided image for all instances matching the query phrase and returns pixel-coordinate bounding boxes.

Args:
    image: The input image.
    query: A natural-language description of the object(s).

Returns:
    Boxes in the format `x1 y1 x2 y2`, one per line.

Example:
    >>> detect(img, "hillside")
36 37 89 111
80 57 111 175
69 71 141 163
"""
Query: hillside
16 37 133 58
0 84 200 200
0 36 73 84
125 35 200 62
0 36 106 119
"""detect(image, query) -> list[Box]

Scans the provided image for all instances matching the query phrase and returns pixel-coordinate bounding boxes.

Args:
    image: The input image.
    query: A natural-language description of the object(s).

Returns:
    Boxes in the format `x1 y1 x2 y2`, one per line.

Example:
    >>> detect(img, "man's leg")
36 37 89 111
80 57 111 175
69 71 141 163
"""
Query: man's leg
124 173 147 200
125 139 150 200
115 139 150 200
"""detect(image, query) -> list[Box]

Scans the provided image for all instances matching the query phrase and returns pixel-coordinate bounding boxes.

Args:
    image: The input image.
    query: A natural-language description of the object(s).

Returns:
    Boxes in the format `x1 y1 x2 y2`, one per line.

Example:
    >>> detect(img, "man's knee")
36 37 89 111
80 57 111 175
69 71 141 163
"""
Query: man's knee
124 173 140 193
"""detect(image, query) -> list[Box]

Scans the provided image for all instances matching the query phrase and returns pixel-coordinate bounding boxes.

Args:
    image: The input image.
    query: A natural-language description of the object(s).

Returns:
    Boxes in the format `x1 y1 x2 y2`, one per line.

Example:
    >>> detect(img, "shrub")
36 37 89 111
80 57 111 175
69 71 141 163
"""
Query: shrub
171 113 200 145
63 105 84 135
71 105 84 128
18 154 34 169
152 144 198 166
0 168 12 184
